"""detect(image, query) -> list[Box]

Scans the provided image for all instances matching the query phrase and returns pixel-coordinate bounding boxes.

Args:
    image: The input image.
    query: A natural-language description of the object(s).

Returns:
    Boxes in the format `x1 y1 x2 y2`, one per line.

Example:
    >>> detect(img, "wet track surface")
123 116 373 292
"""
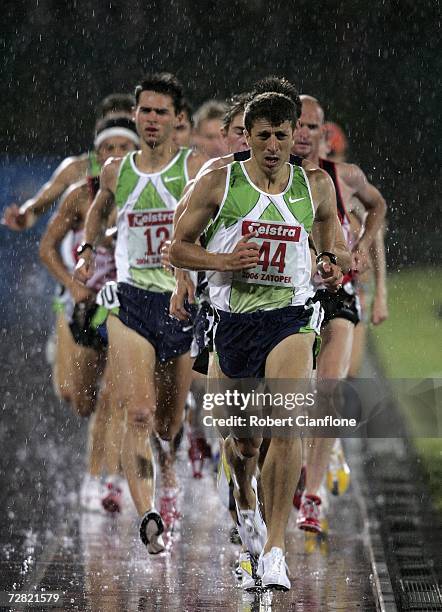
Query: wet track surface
0 244 379 611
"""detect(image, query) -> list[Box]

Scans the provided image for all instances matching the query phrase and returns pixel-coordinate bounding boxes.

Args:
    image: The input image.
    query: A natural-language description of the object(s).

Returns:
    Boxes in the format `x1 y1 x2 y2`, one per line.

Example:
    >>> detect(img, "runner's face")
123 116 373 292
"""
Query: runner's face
293 101 323 159
135 91 176 148
173 111 193 147
246 119 294 175
223 112 248 153
96 136 137 165
193 118 227 158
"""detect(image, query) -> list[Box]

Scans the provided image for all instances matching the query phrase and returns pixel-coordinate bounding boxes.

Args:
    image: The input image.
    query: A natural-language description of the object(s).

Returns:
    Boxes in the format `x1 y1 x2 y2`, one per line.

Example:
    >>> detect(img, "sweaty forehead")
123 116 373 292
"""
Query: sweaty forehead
137 90 174 109
251 118 293 133
299 101 323 125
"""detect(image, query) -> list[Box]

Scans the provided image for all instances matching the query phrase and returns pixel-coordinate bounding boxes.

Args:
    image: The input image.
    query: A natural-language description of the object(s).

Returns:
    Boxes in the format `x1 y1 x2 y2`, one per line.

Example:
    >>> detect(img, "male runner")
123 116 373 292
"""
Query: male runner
173 99 194 148
170 92 344 590
75 73 205 552
39 116 139 511
293 95 386 533
2 93 134 230
192 99 228 159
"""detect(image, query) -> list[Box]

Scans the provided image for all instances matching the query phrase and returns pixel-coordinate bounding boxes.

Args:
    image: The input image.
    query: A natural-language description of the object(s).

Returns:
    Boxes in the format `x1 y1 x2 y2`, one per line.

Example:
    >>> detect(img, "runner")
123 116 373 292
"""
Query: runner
192 99 228 159
293 95 387 533
74 73 205 552
173 99 194 148
39 116 139 512
170 91 346 590
2 93 134 231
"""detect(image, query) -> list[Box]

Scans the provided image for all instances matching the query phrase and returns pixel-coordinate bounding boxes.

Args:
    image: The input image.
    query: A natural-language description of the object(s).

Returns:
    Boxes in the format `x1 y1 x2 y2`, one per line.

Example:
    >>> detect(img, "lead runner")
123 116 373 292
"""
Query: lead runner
170 91 347 590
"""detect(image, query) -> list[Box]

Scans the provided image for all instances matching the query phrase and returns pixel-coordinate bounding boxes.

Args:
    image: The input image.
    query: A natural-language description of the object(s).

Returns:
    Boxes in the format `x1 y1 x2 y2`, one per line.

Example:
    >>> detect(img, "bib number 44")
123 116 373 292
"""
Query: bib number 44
237 219 302 287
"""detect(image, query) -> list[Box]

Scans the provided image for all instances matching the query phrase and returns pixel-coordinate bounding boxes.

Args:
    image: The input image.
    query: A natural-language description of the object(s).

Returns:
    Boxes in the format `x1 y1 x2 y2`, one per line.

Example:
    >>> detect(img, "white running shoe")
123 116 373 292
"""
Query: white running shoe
79 473 104 513
258 547 291 591
237 551 257 591
235 476 267 556
139 510 165 555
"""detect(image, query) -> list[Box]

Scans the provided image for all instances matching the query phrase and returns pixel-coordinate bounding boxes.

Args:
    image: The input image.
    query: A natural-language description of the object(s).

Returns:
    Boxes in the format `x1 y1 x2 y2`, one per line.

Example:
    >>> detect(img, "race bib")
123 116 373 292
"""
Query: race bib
234 219 301 288
96 281 119 310
127 209 174 269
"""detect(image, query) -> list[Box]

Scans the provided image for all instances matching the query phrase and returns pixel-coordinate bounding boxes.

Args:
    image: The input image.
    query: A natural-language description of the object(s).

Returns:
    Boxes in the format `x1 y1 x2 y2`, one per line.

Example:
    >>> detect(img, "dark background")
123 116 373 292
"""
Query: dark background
1 0 440 267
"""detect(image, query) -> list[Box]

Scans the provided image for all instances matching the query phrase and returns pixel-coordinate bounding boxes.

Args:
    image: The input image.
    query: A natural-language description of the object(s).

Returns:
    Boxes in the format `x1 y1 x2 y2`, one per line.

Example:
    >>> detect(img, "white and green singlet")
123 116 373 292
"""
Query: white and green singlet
204 160 315 313
114 148 191 292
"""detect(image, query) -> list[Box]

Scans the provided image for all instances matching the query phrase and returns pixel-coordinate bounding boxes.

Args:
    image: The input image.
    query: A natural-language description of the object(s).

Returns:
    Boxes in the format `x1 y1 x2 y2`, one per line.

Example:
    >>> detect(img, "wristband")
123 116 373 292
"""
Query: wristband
316 251 337 265
76 242 95 256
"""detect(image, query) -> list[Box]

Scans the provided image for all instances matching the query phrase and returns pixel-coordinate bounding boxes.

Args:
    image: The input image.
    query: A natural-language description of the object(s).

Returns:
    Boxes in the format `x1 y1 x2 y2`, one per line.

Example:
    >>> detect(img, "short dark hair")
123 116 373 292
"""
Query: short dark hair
251 76 301 119
180 99 194 126
98 93 135 118
222 92 250 130
244 92 297 132
135 72 184 113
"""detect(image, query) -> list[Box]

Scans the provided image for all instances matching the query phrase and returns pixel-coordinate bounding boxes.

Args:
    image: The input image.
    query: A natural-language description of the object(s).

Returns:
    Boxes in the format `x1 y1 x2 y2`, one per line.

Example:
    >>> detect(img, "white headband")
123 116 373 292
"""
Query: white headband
94 127 139 149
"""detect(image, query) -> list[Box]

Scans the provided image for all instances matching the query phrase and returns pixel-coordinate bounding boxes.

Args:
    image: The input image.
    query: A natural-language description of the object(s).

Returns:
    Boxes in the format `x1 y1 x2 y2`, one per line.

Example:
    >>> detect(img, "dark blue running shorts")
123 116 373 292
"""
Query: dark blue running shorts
214 301 322 379
117 282 196 362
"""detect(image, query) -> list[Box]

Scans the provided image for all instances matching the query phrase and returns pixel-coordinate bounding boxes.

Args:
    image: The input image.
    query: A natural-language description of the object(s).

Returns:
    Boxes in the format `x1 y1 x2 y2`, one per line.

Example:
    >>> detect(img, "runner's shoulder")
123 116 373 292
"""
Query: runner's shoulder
334 161 365 185
303 161 335 192
101 156 124 178
187 150 209 179
56 153 89 182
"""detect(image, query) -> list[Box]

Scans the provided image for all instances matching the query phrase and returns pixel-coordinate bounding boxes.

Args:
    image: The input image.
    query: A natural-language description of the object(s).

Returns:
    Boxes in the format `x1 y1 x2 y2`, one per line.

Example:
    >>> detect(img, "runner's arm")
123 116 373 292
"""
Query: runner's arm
310 170 346 287
74 160 117 282
370 224 388 324
170 169 259 272
343 164 386 248
334 219 352 273
39 183 95 302
3 156 87 230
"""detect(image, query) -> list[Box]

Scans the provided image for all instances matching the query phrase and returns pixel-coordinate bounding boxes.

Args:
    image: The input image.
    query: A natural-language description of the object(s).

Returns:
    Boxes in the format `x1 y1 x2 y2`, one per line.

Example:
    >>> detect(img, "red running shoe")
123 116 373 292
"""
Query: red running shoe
160 489 180 529
297 494 322 534
293 465 306 510
102 482 123 514
188 434 212 478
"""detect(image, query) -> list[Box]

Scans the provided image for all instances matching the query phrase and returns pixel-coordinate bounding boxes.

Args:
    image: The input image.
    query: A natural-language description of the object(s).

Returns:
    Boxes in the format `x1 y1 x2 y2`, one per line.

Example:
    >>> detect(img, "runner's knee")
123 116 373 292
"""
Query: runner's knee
127 406 155 429
235 438 261 459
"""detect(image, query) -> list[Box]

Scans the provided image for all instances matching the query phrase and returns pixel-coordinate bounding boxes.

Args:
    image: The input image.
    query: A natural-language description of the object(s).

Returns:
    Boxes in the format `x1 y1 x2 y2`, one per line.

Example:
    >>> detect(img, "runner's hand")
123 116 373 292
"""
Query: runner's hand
69 280 96 304
219 232 260 271
317 260 343 292
170 270 195 321
74 250 95 283
371 292 388 325
2 204 32 231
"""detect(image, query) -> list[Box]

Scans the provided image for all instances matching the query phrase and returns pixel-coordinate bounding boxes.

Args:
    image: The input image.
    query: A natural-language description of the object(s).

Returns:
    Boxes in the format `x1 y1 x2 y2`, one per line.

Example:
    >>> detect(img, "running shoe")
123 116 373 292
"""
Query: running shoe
139 509 165 554
237 551 257 591
101 479 123 514
258 547 290 591
235 476 267 556
79 473 104 513
293 465 306 510
297 494 322 534
159 488 180 529
326 439 350 496
188 433 211 479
